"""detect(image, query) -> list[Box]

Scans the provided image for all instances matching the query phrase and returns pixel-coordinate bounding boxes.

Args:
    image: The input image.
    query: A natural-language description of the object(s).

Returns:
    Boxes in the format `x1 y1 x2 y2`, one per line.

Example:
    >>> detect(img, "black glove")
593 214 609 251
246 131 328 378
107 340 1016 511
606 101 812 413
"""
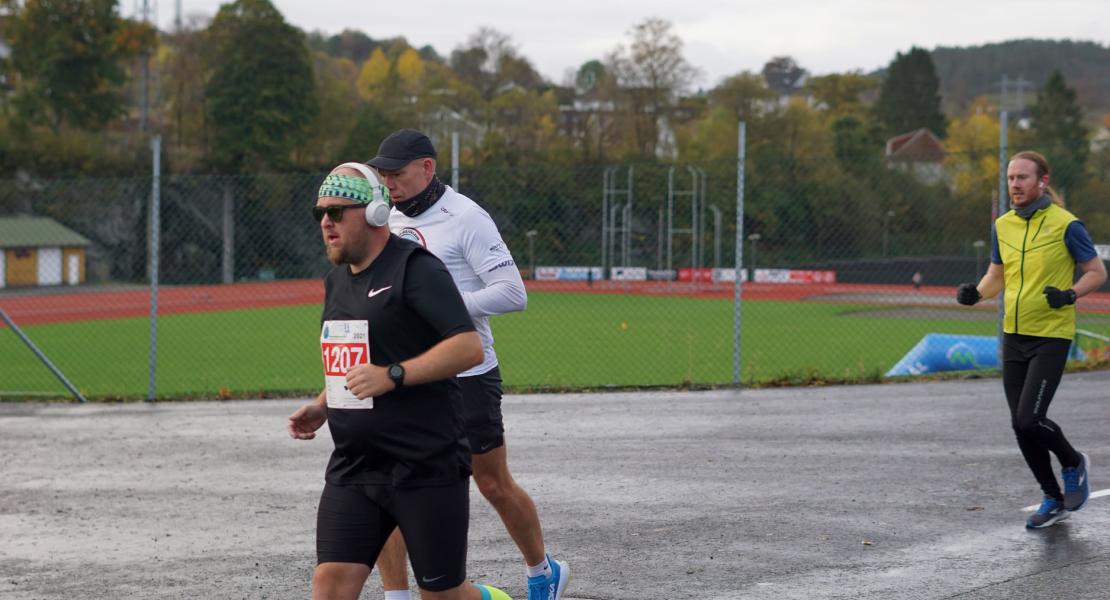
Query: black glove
1043 286 1076 309
956 283 981 306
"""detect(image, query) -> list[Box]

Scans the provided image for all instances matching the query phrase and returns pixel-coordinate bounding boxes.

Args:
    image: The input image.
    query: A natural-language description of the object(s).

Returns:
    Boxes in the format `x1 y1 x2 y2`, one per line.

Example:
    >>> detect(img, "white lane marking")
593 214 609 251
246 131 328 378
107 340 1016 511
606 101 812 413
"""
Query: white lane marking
1022 488 1110 511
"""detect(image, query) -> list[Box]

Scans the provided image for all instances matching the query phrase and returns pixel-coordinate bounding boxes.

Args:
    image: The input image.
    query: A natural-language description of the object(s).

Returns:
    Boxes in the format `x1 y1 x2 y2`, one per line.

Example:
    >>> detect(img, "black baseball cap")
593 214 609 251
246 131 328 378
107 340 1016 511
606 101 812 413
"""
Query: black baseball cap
365 129 438 171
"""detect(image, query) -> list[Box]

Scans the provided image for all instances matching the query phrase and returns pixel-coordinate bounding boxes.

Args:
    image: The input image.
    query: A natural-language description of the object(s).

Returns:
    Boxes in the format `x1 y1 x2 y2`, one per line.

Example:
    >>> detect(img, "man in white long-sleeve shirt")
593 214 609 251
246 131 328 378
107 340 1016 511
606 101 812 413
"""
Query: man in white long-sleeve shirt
366 129 570 600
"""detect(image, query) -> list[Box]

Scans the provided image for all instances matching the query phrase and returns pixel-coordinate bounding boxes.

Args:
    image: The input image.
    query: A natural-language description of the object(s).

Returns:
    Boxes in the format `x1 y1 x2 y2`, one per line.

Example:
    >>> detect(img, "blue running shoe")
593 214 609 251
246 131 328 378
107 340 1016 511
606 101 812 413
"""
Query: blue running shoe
1026 496 1070 529
526 555 570 600
1063 452 1091 512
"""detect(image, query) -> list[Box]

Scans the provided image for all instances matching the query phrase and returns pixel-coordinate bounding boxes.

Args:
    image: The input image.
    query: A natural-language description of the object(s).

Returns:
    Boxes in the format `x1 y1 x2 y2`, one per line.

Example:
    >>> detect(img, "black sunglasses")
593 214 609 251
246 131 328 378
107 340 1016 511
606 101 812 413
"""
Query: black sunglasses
313 204 364 223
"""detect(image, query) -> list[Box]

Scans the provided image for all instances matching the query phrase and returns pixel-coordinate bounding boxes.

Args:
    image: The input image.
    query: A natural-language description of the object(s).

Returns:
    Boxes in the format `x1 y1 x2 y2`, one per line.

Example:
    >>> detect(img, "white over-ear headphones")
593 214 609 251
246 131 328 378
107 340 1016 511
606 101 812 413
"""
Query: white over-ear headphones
331 162 392 227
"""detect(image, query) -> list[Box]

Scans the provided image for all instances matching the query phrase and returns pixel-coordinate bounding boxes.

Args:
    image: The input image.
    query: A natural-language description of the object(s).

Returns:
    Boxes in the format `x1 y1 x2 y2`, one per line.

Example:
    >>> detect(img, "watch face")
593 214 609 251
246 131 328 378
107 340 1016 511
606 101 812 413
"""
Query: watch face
389 364 403 378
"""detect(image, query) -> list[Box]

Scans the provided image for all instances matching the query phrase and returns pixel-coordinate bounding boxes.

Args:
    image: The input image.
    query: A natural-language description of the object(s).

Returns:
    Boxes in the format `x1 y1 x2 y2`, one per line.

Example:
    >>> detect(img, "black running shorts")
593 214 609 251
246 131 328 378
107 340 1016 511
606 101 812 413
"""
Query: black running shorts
315 479 469 592
460 366 505 454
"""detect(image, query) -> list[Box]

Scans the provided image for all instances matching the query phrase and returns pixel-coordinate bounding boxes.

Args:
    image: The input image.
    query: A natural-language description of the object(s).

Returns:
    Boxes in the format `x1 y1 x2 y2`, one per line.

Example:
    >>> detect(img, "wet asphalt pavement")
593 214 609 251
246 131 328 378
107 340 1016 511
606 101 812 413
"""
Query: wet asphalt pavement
1 370 1108 599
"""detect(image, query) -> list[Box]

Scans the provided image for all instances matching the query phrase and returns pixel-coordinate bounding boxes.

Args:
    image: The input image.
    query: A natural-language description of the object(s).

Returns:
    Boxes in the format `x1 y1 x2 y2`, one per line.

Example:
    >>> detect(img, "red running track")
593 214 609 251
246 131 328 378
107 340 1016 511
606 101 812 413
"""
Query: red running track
1 279 1107 327
0 281 324 327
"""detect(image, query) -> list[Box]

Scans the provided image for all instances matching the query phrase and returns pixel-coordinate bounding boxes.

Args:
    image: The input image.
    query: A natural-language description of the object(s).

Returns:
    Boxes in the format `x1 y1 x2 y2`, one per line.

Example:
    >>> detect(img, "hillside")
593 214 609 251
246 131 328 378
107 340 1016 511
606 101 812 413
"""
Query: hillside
929 39 1110 119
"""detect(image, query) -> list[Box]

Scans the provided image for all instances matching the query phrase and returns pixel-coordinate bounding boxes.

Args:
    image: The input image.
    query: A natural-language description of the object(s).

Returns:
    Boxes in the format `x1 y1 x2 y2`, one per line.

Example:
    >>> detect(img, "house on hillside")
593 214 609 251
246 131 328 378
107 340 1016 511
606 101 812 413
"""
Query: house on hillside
0 216 92 288
885 128 946 185
557 86 616 141
419 105 485 155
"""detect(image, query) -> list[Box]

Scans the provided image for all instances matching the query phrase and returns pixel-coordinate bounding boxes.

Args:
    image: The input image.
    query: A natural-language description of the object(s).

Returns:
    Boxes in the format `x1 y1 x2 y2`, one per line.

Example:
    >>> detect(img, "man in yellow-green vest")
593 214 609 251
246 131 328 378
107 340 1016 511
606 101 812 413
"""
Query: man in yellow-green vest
956 150 1107 529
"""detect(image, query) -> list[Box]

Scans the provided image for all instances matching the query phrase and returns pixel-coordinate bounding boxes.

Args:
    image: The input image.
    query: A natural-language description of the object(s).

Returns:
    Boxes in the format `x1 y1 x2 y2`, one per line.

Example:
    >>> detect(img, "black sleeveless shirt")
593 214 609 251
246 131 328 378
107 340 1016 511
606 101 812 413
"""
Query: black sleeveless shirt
320 235 475 487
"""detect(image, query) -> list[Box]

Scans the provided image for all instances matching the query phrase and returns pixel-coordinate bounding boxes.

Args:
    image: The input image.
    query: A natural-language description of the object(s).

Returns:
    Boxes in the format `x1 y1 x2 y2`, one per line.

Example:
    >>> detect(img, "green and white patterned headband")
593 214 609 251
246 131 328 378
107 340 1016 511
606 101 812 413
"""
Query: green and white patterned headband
318 174 373 204
317 162 391 206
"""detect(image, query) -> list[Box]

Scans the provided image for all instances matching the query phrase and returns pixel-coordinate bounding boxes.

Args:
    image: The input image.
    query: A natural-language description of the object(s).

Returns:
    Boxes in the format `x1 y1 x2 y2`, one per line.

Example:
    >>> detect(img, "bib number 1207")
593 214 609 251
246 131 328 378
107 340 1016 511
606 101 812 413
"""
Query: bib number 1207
322 343 367 376
320 320 372 409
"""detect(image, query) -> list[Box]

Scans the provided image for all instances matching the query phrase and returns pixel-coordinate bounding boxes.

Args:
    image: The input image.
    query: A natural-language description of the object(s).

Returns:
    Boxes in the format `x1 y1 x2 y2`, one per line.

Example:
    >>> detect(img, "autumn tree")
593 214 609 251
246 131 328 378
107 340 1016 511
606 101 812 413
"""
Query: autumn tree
606 17 699 159
709 72 774 123
944 97 1000 198
7 0 131 131
449 27 542 100
806 72 878 115
159 16 210 159
356 47 391 99
477 88 562 164
299 51 360 168
396 47 425 89
681 106 739 162
683 71 771 162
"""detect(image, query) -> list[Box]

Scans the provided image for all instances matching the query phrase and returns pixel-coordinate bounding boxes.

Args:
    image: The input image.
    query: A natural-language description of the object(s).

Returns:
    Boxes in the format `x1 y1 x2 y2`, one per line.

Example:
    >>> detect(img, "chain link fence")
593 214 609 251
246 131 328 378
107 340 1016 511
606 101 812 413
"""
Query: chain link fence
2 153 1108 399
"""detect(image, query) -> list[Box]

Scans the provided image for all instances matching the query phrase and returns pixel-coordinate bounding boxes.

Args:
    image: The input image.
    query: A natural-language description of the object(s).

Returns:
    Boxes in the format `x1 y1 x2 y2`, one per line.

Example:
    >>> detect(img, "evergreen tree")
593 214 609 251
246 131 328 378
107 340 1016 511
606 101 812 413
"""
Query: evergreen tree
875 47 947 138
203 0 318 171
1027 70 1088 195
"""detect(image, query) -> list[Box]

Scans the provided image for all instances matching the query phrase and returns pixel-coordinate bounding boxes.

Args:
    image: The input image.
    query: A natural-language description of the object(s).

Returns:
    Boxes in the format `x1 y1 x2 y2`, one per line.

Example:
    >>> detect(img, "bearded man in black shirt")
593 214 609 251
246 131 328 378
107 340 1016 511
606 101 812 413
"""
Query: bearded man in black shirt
287 162 512 600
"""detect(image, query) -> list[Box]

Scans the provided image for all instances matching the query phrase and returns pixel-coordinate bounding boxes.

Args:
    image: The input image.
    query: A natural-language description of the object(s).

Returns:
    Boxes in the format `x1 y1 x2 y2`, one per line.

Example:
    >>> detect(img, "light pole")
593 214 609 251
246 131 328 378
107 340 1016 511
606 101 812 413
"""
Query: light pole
747 233 761 279
526 230 538 280
882 210 895 258
973 239 986 279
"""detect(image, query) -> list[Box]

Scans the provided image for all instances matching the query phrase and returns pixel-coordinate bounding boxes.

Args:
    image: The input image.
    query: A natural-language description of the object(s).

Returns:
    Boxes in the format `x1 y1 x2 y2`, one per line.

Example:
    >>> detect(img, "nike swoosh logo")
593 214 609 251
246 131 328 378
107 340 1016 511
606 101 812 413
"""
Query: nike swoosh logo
422 574 446 583
367 286 392 298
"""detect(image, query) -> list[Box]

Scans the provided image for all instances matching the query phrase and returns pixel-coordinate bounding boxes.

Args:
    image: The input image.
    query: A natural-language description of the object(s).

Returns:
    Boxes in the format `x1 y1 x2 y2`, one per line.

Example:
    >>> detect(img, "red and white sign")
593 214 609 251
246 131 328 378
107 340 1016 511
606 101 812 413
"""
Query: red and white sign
321 320 373 409
752 269 836 284
535 267 562 281
677 268 715 283
792 269 836 283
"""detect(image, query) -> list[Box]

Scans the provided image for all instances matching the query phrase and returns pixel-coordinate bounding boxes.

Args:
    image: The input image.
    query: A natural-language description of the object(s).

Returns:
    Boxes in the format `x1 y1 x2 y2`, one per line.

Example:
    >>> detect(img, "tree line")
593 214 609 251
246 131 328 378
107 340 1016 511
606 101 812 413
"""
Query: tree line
0 0 1106 259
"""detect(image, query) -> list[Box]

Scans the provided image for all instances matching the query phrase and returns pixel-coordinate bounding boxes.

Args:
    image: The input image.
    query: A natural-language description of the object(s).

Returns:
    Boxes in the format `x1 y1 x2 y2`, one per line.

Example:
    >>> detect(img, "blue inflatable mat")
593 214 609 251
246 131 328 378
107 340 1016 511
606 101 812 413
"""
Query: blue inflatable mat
885 333 1086 377
885 334 998 376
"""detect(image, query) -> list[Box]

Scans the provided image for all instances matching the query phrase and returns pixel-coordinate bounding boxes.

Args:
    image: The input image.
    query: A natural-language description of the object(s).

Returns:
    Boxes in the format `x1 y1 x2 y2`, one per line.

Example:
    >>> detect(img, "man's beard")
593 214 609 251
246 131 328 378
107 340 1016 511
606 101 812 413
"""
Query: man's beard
325 241 366 266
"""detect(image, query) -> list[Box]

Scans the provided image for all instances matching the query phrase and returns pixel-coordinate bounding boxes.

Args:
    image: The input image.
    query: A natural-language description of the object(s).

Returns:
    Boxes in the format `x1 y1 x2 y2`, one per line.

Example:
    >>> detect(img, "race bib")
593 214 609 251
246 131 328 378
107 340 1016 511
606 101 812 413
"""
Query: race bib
321 320 373 409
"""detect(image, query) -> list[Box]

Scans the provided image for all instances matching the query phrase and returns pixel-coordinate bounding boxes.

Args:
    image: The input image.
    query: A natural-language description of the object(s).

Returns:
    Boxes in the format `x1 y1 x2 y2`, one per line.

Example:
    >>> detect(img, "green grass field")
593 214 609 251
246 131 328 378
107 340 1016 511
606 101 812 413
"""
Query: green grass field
3 292 1108 399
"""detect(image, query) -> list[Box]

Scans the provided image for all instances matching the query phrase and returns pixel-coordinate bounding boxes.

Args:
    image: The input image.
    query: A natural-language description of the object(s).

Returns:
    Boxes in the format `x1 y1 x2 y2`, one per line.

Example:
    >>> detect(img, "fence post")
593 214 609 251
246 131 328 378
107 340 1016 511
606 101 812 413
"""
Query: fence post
222 184 234 284
996 112 1008 362
148 135 161 402
451 132 460 190
734 122 746 386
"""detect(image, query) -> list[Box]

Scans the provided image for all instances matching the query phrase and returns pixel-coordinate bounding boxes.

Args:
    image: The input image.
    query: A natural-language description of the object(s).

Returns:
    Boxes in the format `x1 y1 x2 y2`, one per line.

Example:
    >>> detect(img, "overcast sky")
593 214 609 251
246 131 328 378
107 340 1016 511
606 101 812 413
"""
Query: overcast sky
149 0 1110 87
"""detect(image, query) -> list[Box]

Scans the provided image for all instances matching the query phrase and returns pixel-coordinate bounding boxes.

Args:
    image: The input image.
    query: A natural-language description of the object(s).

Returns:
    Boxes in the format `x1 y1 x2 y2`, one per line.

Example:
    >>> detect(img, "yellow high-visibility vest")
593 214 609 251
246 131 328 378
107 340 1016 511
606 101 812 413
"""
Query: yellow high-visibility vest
995 203 1078 340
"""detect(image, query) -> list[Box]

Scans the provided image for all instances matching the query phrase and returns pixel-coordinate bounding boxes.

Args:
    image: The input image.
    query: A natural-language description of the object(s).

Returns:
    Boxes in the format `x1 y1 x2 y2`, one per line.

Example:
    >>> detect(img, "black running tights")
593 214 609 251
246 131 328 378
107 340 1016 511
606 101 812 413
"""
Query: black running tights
1001 333 1082 501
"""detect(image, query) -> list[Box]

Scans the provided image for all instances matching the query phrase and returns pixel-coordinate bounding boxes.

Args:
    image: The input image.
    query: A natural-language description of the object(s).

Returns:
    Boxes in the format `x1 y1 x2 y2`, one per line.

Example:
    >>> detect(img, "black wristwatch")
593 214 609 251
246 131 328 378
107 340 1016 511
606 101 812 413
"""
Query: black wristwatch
387 363 405 389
